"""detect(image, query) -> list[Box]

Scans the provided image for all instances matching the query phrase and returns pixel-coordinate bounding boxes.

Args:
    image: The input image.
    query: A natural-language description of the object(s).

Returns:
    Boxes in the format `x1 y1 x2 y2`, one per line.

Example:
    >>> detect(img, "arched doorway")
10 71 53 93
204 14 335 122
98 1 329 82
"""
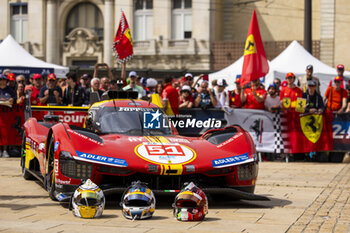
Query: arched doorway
63 2 104 67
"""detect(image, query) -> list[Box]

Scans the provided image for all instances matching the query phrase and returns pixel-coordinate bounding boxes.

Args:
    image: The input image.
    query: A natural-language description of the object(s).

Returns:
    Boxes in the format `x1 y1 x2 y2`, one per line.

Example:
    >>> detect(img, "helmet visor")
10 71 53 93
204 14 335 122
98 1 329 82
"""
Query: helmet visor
76 190 102 206
125 193 151 207
175 193 201 208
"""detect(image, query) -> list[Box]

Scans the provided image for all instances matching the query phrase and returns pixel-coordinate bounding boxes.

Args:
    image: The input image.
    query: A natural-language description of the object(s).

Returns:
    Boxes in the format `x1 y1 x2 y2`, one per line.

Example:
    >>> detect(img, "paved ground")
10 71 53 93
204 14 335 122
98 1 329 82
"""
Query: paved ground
0 158 349 233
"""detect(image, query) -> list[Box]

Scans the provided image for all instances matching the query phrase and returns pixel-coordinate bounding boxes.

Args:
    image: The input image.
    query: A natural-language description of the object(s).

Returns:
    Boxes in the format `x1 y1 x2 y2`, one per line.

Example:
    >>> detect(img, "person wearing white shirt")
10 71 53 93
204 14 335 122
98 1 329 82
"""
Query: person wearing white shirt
214 78 229 108
265 83 280 112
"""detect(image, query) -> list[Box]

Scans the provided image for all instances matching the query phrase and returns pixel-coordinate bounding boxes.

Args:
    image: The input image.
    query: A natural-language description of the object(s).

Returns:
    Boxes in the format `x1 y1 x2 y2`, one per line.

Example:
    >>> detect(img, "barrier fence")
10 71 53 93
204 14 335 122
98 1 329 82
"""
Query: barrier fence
2 105 349 154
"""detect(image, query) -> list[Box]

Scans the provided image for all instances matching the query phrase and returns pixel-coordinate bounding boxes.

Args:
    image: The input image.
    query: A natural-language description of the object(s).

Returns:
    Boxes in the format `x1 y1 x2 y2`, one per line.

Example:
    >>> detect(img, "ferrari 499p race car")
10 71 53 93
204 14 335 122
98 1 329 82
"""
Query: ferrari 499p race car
21 91 267 201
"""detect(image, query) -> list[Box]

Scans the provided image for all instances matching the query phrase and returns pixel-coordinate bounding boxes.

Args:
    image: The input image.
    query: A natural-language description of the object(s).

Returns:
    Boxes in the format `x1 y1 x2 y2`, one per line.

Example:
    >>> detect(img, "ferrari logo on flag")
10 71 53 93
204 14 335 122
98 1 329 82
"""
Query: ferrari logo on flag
295 98 306 113
113 10 133 63
300 114 323 143
244 35 256 55
240 9 269 86
124 28 133 45
282 97 291 109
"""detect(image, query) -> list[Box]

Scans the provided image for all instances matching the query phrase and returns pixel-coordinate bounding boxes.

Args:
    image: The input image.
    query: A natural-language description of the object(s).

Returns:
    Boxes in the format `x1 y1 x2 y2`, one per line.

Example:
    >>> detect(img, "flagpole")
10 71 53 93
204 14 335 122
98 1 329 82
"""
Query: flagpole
121 62 126 80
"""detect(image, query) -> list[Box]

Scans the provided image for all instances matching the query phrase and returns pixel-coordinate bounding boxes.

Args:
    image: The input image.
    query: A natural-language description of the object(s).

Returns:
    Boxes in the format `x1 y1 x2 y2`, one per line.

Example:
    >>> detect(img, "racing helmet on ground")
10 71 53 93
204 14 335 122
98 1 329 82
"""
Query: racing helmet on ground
121 181 156 220
71 179 105 218
173 182 208 221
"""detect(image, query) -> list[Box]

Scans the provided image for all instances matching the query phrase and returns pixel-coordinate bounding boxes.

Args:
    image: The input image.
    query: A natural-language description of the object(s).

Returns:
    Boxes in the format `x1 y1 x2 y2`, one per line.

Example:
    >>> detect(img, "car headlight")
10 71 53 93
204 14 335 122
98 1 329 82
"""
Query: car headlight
237 162 258 181
59 151 93 179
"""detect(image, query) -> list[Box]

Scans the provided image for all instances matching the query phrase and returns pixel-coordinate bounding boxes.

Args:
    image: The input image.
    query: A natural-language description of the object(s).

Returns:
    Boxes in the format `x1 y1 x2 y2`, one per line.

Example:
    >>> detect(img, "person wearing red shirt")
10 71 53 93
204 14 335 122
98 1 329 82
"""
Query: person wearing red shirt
228 77 243 108
30 73 43 105
324 76 348 113
280 72 302 110
241 79 267 110
161 77 179 115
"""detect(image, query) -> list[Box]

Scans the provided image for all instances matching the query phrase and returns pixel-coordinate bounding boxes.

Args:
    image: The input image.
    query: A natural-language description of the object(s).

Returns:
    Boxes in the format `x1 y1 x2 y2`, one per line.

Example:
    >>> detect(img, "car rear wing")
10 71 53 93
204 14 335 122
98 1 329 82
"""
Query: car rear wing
24 90 139 127
24 91 89 127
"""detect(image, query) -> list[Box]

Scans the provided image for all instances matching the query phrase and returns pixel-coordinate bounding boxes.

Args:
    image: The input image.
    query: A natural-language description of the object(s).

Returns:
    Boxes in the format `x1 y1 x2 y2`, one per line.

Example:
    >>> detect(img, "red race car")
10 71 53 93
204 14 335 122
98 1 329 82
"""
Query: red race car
21 92 267 201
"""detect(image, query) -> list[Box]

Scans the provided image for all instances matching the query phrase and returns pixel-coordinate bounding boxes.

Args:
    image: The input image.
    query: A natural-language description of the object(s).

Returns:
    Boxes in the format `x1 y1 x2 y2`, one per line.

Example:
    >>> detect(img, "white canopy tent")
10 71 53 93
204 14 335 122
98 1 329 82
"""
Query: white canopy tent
209 56 271 90
265 40 350 95
209 56 244 90
0 35 68 77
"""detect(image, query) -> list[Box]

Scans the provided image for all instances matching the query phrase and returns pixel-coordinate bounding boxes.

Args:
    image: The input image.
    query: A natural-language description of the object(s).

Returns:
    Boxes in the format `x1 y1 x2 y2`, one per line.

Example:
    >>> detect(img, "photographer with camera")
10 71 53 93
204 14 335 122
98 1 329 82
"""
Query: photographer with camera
39 73 62 105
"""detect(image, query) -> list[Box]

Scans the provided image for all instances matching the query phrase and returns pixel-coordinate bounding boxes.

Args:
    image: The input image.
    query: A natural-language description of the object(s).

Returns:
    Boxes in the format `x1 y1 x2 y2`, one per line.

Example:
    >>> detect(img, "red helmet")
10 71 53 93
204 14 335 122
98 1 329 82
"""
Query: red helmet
173 182 208 221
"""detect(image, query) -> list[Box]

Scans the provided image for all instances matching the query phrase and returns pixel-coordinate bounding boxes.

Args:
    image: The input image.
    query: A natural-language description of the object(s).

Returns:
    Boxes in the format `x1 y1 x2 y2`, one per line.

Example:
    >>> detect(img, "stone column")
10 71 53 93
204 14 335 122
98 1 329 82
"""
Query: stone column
320 0 335 66
46 0 58 64
104 0 114 66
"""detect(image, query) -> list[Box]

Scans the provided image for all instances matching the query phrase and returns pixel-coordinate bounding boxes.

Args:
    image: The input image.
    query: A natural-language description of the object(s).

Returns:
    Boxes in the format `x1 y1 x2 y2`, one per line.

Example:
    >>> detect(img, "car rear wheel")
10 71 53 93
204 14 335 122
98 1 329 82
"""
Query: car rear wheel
45 136 57 201
21 130 34 180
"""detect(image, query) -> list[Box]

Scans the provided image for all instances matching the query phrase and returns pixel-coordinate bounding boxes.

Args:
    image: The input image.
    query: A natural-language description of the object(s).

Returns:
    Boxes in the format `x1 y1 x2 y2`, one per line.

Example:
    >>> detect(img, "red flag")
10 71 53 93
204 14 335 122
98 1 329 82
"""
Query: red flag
282 112 333 153
113 11 133 63
241 9 269 86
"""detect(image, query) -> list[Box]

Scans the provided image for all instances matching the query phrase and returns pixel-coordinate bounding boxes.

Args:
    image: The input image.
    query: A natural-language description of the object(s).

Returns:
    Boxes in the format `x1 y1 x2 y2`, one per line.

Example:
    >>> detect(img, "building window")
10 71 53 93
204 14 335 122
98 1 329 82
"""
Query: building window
66 2 103 40
10 3 28 43
134 0 153 41
172 0 192 39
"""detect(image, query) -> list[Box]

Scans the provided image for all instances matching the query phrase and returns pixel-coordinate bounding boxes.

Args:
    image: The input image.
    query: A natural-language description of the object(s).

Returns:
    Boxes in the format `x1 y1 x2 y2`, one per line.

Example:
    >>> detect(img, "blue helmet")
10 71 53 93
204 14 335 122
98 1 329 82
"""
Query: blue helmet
121 181 156 220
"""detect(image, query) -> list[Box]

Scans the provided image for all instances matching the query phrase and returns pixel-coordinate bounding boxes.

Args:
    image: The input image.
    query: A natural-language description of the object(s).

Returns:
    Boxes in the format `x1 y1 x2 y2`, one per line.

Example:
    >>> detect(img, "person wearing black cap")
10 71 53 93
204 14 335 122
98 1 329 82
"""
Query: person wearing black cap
297 65 320 94
302 80 324 114
79 74 92 91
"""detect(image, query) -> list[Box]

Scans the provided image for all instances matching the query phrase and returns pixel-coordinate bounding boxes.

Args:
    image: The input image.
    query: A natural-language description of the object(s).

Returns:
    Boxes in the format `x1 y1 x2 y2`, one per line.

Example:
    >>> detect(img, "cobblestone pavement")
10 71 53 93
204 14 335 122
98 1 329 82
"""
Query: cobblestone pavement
0 158 349 233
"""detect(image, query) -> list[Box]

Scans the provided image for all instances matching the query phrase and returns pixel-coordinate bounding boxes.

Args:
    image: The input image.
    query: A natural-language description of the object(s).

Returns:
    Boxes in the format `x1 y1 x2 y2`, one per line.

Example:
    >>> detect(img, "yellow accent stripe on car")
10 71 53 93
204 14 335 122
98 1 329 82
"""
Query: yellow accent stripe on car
25 142 35 169
146 136 157 143
156 136 170 143
162 164 183 175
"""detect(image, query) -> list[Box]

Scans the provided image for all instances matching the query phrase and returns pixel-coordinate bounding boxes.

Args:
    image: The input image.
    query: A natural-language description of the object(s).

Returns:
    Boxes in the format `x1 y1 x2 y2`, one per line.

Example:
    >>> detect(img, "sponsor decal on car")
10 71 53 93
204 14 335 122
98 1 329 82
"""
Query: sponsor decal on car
55 159 59 173
216 132 243 148
54 141 59 152
135 143 196 165
128 102 141 106
212 153 253 168
75 151 128 167
56 178 72 185
55 192 68 201
128 136 147 142
39 143 45 151
67 129 103 145
119 107 153 112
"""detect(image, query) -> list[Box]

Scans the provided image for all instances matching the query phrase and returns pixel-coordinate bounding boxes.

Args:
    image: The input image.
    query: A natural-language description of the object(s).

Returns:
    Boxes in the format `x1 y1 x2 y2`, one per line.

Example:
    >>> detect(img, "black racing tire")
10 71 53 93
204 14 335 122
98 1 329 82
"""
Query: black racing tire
21 130 34 180
45 136 57 201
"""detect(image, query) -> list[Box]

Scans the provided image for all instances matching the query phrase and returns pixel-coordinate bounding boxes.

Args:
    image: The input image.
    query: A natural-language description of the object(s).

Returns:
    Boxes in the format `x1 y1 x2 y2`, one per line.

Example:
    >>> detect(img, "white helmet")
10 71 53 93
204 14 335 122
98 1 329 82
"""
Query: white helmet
121 181 156 220
71 179 105 218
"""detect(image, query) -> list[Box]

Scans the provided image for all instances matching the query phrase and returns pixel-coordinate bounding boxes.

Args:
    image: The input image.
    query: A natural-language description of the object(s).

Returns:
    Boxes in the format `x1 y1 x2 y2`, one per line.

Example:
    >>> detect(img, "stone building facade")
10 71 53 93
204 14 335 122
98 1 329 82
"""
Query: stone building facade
0 0 348 75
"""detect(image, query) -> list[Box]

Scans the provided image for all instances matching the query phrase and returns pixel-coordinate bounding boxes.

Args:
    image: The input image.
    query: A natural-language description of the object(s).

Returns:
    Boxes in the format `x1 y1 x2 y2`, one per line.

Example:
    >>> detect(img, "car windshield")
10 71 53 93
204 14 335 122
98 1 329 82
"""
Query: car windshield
96 107 173 136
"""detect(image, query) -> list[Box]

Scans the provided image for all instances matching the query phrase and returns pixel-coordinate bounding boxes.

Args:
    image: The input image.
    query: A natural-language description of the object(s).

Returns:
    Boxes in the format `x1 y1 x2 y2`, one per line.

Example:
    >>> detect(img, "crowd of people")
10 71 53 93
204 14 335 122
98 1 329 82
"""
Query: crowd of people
162 63 350 115
0 63 349 116
0 63 348 158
